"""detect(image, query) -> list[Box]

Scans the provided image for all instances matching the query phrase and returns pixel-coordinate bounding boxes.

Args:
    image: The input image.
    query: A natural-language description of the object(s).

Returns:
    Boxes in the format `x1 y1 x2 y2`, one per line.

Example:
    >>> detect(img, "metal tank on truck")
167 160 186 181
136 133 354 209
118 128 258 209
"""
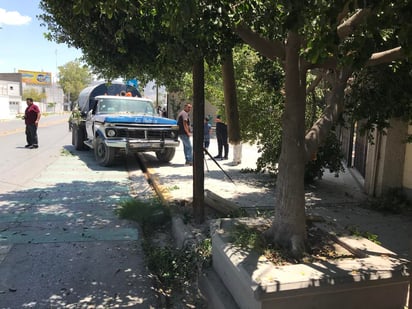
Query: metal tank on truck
69 81 179 166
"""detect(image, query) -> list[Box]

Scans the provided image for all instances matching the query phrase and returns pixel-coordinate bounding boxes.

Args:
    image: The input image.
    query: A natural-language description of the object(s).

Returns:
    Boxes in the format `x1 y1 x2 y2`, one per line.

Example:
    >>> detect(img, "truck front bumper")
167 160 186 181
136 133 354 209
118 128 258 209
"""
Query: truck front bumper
104 138 180 149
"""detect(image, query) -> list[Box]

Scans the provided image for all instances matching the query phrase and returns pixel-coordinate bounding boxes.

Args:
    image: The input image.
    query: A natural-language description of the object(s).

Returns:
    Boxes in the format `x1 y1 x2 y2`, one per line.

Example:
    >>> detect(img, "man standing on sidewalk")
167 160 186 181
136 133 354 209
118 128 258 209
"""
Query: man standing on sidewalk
214 115 228 160
24 98 41 149
177 103 193 165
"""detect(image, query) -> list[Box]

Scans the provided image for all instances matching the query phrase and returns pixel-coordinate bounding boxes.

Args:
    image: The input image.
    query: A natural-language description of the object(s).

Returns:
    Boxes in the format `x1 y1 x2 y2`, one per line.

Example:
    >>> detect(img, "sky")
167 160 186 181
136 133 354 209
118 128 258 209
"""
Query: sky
0 0 82 79
0 1 164 100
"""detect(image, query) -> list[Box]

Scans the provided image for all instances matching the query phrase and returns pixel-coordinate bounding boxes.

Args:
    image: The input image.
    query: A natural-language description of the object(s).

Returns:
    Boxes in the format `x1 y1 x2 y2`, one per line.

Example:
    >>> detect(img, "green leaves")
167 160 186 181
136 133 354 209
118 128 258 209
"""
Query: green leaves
58 60 92 103
344 62 412 133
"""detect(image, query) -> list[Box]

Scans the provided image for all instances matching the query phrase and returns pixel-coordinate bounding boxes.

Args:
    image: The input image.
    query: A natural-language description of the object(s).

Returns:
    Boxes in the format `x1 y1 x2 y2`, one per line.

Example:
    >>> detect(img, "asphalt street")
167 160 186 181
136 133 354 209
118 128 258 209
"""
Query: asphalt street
0 115 158 308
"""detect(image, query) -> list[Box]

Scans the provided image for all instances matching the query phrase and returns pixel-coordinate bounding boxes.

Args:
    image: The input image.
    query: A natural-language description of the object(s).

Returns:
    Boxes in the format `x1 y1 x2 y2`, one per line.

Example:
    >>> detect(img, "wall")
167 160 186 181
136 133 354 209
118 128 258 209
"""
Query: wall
0 80 22 119
364 119 408 197
402 125 412 199
0 96 10 119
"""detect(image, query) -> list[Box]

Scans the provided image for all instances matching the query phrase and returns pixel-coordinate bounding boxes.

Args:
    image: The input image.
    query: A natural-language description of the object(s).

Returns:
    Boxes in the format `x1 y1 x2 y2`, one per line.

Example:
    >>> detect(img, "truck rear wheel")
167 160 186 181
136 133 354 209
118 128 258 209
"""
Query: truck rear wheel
94 136 116 166
155 148 175 162
72 124 86 150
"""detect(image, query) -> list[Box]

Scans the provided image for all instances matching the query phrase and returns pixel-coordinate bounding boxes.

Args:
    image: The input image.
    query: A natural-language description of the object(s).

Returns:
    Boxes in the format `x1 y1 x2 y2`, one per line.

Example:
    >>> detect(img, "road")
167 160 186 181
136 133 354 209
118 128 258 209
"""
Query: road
0 115 158 308
0 115 74 194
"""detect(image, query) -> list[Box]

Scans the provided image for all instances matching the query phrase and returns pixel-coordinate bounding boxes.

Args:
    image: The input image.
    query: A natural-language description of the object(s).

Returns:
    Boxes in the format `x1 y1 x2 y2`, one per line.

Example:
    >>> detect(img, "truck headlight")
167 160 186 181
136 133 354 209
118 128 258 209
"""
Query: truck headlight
107 129 116 137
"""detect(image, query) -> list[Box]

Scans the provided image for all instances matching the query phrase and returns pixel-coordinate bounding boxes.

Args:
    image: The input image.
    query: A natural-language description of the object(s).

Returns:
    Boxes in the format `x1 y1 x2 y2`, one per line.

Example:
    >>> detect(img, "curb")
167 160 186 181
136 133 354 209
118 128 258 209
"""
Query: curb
198 268 239 309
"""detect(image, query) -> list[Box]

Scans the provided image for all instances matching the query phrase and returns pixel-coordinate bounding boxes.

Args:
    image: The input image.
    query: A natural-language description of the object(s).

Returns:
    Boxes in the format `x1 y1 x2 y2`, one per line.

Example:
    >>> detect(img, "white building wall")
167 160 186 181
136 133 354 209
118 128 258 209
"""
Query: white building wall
0 81 22 119
0 96 10 119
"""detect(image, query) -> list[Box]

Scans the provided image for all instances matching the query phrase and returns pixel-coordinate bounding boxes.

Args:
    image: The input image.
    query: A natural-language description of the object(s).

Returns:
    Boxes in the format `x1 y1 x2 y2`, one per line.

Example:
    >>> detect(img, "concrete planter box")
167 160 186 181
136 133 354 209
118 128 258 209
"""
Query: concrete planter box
211 218 410 309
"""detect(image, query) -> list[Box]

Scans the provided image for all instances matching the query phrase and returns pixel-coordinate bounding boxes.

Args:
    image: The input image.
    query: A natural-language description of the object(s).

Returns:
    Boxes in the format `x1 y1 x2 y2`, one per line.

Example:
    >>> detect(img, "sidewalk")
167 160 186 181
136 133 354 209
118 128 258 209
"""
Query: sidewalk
145 138 412 260
0 145 158 308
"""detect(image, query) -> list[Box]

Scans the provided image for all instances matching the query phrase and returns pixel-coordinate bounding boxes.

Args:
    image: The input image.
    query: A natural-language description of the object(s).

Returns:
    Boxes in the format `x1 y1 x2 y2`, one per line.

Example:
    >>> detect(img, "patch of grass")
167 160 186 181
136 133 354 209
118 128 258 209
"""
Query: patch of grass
143 238 212 291
167 185 180 191
239 167 258 174
117 198 211 307
116 198 170 233
230 221 362 265
230 223 295 265
60 148 74 156
347 225 381 245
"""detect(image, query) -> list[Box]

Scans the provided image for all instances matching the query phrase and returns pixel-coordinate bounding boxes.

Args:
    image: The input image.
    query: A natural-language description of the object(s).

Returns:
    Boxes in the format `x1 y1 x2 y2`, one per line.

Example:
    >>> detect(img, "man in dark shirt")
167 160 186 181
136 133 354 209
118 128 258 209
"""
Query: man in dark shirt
177 103 193 165
24 98 41 149
214 115 228 160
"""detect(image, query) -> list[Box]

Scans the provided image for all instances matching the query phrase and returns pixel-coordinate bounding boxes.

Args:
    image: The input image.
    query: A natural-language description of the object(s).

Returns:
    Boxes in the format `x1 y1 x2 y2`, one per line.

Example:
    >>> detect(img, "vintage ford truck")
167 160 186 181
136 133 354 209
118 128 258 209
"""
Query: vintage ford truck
69 82 179 166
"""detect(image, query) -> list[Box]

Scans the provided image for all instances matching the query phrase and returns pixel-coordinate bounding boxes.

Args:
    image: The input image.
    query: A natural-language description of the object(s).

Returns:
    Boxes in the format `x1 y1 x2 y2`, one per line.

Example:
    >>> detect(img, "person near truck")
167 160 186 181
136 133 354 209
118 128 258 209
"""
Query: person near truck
177 103 193 166
24 98 41 149
214 115 228 160
204 117 211 150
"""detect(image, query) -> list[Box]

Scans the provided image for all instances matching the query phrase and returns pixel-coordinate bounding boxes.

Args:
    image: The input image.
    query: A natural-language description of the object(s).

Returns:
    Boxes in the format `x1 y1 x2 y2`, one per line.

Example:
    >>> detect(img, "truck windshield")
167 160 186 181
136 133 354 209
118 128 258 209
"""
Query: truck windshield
97 98 155 115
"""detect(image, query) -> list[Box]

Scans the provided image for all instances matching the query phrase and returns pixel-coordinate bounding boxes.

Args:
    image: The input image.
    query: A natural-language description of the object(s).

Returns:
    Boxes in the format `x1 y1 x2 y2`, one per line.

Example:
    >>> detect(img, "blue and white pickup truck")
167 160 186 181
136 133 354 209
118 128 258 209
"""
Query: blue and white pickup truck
70 82 179 166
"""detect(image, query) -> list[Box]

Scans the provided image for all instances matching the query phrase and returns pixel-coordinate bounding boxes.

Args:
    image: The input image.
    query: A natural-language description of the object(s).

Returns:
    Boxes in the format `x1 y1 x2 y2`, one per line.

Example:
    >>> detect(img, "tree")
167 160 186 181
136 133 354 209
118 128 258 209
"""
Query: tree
229 0 412 256
58 60 92 106
222 51 242 164
22 88 46 103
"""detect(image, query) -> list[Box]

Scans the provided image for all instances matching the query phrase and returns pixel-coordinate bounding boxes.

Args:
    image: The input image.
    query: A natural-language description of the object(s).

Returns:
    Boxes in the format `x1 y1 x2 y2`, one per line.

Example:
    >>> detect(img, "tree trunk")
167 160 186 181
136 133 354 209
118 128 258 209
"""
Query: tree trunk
304 68 353 161
266 31 307 258
192 59 205 223
222 50 242 163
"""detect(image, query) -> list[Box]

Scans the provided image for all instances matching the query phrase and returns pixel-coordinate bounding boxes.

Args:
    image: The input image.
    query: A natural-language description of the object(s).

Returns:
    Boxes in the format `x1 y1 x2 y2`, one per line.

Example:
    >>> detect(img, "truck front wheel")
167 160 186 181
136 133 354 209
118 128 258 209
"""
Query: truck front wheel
155 148 175 162
94 136 116 166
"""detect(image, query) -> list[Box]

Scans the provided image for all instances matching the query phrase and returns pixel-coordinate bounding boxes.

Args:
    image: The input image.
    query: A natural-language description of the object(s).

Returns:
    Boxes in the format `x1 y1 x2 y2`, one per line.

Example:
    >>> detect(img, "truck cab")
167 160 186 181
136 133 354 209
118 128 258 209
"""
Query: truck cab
70 82 179 166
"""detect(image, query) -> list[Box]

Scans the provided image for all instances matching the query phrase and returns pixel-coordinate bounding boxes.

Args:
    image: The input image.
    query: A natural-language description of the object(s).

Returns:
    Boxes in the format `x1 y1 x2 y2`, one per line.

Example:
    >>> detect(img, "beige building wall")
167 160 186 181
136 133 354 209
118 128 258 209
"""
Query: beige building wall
402 125 412 198
364 119 408 197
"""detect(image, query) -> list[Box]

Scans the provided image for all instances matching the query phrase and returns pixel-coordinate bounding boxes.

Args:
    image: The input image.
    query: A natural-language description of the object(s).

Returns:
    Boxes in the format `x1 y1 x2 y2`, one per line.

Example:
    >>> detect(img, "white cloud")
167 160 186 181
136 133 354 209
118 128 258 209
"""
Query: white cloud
0 8 31 26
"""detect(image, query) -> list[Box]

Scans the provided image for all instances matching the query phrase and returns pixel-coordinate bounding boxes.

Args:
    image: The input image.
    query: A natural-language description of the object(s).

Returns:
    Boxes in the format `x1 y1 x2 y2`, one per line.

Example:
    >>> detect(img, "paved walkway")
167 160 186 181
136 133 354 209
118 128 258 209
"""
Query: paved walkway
145 138 412 260
0 146 158 308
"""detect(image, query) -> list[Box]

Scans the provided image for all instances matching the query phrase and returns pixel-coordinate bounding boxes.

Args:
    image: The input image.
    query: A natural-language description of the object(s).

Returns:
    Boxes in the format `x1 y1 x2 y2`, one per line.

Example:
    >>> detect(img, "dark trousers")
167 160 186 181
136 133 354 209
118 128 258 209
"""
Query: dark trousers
26 124 38 146
216 134 228 158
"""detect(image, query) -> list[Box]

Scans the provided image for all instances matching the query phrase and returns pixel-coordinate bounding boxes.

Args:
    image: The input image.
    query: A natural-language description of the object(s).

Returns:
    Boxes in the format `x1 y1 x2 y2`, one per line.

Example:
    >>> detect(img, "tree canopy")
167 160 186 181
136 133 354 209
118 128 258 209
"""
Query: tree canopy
58 60 92 104
39 0 237 86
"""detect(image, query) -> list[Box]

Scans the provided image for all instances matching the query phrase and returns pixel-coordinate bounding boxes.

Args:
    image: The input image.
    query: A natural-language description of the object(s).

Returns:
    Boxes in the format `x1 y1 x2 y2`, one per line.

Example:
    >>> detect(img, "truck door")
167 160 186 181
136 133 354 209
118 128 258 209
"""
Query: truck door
85 99 98 139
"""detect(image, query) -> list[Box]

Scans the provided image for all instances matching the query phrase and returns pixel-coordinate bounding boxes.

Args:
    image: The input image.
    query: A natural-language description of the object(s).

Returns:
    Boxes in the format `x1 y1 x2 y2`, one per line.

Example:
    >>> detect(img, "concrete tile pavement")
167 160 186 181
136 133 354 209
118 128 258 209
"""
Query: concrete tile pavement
0 147 158 308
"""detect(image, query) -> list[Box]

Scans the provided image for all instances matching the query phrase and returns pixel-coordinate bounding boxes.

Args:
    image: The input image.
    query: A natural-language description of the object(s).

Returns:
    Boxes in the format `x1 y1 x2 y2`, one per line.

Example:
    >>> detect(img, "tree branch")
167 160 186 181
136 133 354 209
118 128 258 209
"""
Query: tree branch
337 8 371 40
234 24 285 61
366 46 405 66
304 68 353 161
306 72 323 94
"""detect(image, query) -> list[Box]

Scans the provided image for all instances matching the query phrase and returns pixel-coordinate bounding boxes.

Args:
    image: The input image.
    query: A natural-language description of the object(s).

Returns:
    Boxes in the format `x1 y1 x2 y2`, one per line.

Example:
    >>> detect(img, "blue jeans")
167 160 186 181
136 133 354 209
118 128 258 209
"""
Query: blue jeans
179 134 193 163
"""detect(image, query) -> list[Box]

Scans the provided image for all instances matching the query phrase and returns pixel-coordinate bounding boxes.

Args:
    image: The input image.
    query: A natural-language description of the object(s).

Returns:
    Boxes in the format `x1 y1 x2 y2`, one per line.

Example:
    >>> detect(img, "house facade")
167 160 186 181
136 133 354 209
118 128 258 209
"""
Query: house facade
340 119 412 200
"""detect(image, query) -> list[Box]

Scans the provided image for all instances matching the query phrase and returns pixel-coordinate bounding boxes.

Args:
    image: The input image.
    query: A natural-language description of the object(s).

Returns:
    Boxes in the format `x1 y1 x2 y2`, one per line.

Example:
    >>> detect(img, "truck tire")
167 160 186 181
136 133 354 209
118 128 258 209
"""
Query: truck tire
155 148 176 162
72 124 86 150
94 136 116 166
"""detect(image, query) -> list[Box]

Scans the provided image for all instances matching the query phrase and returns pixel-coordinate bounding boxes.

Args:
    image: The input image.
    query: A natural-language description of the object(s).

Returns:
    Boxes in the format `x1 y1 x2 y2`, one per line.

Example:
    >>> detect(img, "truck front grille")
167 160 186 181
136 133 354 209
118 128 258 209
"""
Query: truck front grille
113 128 177 140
